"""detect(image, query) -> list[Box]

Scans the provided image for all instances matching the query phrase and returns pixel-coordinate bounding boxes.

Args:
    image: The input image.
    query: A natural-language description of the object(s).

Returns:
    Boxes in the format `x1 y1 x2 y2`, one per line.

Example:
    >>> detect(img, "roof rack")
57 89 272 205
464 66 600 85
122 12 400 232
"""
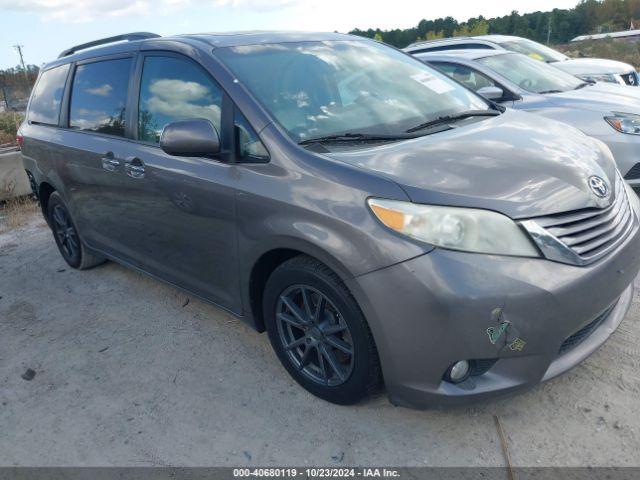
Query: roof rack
58 32 161 58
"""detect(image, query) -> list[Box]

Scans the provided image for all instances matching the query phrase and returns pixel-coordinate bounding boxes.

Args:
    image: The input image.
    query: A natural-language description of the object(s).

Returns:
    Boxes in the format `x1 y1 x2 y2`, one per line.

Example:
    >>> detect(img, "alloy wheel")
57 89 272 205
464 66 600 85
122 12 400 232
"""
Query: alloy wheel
51 204 80 263
275 285 355 386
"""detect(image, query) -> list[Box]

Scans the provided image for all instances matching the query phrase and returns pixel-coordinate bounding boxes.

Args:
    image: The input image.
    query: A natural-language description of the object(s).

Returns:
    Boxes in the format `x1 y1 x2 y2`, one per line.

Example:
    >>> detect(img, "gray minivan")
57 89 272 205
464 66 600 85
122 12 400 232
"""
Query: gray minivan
19 31 640 409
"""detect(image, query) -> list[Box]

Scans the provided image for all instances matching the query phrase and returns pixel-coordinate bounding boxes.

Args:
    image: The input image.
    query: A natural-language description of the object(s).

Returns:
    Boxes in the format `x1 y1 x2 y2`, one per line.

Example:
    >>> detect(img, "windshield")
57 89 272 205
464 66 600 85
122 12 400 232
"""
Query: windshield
498 38 568 63
215 40 489 143
478 53 584 94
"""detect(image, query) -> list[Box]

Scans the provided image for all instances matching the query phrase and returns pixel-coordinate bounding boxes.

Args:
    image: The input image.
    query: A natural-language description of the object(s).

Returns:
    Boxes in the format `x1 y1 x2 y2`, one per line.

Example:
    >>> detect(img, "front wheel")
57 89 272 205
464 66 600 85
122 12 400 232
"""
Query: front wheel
48 192 106 270
263 255 382 405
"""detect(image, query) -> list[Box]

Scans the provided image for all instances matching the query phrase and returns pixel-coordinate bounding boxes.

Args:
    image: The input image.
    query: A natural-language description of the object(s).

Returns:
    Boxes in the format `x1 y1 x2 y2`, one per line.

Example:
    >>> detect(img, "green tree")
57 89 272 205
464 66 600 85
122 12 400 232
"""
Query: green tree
348 0 640 48
468 19 489 36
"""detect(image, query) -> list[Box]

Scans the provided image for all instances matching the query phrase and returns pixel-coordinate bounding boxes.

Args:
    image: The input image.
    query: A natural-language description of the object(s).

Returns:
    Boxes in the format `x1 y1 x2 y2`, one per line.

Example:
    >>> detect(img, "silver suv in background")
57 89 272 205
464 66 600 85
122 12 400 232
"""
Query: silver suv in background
405 35 639 87
19 31 640 409
414 49 640 189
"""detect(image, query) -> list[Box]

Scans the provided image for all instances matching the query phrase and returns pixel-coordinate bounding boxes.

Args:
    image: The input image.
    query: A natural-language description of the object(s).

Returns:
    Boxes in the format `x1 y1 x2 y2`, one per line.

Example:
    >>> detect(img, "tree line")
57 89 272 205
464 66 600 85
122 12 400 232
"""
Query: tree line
350 0 640 48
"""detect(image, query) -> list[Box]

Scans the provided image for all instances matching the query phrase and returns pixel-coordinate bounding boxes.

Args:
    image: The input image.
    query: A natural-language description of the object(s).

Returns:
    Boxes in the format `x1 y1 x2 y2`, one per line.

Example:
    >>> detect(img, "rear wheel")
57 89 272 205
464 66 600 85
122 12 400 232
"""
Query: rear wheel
263 255 381 404
48 192 105 270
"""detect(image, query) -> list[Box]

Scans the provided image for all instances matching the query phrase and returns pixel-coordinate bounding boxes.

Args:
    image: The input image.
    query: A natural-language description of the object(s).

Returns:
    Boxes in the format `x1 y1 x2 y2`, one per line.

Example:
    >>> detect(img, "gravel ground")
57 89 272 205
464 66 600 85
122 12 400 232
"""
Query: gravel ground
1 212 639 467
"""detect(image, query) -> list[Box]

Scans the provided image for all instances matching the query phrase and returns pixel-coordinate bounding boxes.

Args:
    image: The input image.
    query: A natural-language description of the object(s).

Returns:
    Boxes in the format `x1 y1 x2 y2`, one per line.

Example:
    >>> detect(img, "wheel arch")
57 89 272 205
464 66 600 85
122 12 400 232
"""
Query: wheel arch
246 239 354 332
38 181 56 222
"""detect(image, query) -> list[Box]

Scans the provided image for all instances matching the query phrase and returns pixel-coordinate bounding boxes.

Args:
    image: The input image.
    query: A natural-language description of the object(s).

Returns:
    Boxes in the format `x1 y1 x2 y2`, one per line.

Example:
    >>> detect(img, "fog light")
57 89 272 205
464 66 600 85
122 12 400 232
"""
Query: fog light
445 360 470 383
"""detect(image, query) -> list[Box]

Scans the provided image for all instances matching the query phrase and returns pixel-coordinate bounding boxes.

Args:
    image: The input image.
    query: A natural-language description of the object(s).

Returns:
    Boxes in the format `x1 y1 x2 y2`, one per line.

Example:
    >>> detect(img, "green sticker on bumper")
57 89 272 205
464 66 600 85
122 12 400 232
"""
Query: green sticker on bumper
487 307 526 352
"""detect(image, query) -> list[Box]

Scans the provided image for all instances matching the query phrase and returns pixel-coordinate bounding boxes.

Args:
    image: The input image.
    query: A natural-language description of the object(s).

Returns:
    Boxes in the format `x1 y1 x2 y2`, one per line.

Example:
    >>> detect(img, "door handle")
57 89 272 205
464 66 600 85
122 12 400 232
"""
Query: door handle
101 152 120 172
124 157 145 179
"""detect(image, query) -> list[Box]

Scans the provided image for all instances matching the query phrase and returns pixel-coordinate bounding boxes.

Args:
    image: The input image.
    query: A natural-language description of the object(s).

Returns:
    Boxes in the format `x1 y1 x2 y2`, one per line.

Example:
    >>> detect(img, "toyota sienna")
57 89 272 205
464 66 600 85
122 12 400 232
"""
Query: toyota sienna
19 32 640 408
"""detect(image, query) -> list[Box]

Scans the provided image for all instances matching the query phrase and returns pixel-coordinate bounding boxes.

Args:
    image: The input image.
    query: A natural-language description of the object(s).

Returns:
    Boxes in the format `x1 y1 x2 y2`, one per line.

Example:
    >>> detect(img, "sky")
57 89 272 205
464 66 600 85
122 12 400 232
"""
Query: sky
0 0 581 69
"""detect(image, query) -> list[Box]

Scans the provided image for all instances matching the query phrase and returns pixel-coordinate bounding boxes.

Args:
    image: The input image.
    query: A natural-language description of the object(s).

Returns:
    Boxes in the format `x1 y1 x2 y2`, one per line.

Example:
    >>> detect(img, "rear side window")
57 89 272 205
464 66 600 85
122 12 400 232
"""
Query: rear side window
28 64 70 125
138 56 223 144
69 58 132 137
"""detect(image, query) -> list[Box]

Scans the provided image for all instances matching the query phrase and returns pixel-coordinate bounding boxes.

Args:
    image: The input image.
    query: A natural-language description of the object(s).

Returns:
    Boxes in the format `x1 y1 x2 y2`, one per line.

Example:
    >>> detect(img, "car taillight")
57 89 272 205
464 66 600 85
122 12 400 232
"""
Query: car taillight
16 134 24 149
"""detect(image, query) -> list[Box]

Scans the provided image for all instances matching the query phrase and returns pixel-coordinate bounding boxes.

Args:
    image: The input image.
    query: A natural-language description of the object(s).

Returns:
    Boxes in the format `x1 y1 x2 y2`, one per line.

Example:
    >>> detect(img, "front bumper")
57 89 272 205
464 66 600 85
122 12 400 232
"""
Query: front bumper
346 224 640 409
591 132 640 188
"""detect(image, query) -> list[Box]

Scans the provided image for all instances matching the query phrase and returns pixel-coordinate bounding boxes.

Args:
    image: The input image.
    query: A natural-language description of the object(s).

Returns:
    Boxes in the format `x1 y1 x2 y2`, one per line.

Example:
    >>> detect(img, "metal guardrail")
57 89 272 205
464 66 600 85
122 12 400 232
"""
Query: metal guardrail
0 145 19 155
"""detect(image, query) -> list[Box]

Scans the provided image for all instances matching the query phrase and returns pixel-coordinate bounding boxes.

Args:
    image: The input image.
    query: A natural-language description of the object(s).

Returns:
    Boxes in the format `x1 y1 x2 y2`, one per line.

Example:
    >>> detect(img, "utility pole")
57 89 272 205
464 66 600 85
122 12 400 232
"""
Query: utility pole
546 16 552 44
13 45 29 85
0 71 9 111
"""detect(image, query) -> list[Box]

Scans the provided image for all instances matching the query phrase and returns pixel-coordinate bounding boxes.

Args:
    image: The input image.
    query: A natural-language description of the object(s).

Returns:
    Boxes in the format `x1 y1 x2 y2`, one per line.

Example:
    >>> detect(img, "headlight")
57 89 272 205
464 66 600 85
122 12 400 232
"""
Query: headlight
367 198 540 257
605 112 640 135
578 73 621 84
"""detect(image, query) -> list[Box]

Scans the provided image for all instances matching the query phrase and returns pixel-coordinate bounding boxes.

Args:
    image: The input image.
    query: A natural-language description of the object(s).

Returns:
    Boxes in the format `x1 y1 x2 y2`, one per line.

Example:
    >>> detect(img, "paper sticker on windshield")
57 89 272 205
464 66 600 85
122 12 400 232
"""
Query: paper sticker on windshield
411 72 455 94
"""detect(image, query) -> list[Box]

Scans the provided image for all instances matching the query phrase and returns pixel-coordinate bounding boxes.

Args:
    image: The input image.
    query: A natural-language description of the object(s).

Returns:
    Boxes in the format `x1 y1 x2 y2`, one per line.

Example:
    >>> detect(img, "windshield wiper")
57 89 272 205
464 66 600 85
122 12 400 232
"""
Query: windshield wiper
298 132 417 145
574 82 592 90
538 89 563 94
405 110 501 134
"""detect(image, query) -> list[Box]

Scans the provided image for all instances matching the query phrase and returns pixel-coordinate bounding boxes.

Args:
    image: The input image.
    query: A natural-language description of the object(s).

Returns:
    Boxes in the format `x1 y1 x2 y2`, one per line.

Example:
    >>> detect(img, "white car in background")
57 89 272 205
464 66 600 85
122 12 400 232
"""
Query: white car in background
405 35 639 87
414 49 640 188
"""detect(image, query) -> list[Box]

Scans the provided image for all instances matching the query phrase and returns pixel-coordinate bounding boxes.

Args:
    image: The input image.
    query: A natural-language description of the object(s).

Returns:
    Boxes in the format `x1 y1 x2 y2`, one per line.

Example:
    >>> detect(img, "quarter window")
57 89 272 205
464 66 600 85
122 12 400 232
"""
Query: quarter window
138 56 223 144
28 64 70 125
69 58 132 137
235 110 269 162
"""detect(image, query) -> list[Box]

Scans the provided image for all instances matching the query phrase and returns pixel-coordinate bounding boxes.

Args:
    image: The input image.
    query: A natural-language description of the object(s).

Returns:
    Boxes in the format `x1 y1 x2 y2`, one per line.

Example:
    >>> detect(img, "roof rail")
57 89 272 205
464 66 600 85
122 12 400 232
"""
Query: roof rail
407 36 476 48
58 32 161 58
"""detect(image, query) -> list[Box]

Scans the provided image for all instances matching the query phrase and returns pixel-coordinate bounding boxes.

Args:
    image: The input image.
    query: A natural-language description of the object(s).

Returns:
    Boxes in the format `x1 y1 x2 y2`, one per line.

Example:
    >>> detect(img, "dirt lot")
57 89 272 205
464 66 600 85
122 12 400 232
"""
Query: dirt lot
1 209 640 467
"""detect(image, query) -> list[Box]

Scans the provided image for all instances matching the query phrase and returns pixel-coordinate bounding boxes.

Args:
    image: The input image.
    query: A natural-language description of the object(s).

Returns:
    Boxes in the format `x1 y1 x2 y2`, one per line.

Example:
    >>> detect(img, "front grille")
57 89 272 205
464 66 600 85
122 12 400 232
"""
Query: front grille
624 163 640 180
621 71 639 86
558 303 616 356
523 177 635 265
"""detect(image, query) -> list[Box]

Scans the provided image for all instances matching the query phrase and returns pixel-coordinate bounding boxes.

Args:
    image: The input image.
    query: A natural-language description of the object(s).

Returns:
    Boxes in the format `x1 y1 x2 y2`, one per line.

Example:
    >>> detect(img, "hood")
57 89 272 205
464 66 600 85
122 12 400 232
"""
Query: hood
554 58 635 75
325 110 617 219
547 82 640 114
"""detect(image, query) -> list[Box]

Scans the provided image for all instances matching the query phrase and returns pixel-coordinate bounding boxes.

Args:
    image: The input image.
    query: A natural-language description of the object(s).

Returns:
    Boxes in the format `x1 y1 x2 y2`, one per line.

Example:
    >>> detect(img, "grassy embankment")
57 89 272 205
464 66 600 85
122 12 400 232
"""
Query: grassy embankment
557 39 640 69
0 111 23 145
0 110 36 232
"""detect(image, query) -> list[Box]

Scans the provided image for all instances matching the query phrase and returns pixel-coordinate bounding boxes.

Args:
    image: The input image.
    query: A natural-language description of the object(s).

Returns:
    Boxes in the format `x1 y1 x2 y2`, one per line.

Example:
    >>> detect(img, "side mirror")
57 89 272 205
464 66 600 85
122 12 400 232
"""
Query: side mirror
160 119 220 157
477 86 504 101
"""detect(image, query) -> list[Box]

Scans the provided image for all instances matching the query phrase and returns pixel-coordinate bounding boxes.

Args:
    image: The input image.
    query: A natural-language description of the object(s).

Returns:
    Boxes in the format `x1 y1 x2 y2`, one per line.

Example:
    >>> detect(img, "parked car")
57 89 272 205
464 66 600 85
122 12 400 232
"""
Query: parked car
404 35 639 87
415 49 640 189
20 31 640 409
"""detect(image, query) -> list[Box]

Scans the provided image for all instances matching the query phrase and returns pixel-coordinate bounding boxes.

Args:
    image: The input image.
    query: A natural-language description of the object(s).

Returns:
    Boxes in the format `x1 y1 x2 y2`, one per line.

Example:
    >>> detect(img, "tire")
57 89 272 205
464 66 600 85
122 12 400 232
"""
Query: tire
263 255 382 405
47 192 106 270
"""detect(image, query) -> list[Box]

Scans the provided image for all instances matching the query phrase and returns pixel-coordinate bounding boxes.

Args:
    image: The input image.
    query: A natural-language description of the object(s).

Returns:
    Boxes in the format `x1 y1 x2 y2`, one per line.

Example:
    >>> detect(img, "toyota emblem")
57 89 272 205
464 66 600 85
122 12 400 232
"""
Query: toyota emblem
588 175 609 198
